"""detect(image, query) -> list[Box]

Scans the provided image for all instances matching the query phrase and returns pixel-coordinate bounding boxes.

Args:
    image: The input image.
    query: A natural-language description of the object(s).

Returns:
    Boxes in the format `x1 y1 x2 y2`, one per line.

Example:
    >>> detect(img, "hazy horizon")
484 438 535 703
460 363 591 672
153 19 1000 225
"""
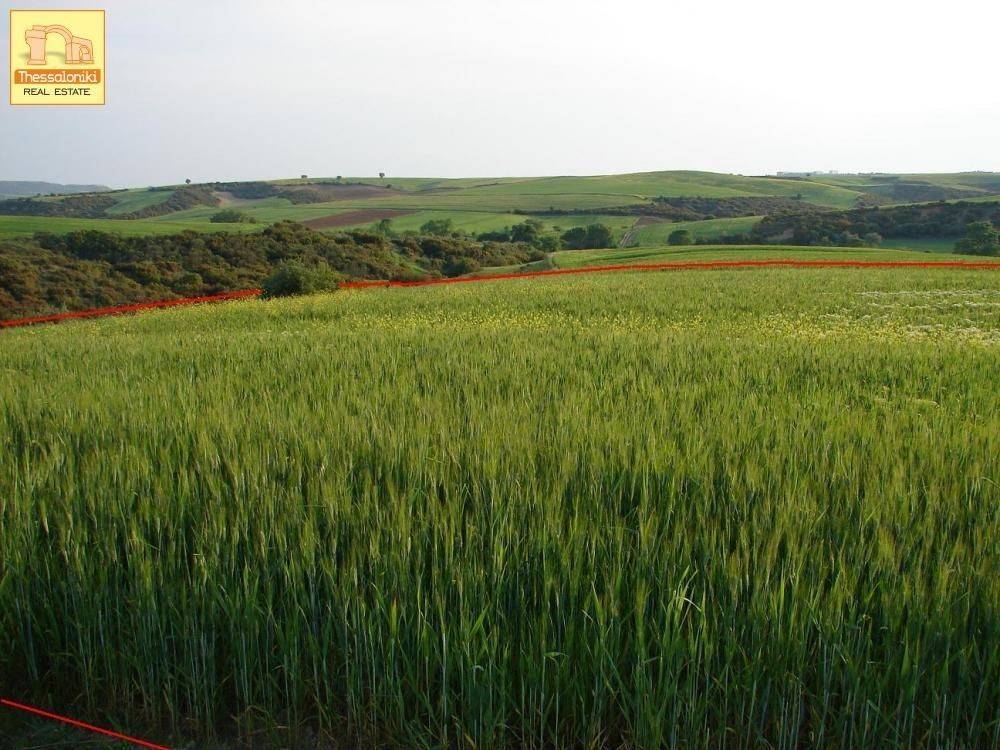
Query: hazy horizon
8 169 1000 193
4 0 999 188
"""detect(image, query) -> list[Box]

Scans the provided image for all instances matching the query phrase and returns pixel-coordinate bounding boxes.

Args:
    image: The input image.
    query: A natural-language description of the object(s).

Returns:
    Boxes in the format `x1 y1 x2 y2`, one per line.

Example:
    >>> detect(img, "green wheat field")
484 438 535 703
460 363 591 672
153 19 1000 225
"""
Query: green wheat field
1 266 998 747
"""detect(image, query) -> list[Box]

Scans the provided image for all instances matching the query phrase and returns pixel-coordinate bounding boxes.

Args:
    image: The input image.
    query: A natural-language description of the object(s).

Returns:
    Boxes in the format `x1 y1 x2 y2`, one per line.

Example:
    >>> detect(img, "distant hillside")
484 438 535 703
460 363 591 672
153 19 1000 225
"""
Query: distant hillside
0 181 111 198
2 171 1000 249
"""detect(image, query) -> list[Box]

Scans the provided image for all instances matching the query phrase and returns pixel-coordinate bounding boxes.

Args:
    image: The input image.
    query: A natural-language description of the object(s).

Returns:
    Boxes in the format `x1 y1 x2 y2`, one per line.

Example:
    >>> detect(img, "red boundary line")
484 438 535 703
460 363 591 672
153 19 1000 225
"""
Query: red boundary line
1 289 261 330
3 259 999 330
340 258 1000 290
1 697 171 749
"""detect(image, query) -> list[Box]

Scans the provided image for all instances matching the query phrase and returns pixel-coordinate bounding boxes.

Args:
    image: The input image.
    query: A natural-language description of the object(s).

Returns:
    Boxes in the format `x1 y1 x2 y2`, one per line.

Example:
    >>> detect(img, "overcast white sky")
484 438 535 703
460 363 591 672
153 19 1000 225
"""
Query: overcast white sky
3 0 999 187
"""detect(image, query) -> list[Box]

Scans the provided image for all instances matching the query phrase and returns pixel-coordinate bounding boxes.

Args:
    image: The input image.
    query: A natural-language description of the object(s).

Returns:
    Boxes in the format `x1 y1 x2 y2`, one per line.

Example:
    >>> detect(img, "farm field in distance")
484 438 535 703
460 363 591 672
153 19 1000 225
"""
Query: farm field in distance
1 264 997 747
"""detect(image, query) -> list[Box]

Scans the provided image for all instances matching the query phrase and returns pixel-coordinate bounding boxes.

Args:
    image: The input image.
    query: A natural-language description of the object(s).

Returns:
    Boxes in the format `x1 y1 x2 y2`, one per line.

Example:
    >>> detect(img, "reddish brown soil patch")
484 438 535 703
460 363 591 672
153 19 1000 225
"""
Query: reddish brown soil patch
303 209 414 229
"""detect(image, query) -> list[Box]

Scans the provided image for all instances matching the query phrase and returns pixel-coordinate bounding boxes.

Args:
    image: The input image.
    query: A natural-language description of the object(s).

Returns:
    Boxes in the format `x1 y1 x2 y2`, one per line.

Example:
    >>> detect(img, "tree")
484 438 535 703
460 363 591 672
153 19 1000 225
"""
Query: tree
584 224 613 248
955 221 1000 256
560 227 588 249
378 172 386 179
374 218 394 235
420 218 454 236
668 229 693 246
510 219 543 244
536 234 562 252
184 178 192 185
561 223 613 250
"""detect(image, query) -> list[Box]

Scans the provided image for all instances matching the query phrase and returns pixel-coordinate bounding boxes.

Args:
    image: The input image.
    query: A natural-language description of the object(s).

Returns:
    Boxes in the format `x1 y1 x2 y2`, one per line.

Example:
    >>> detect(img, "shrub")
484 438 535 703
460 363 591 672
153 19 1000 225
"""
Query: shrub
510 220 543 244
420 218 455 236
210 209 257 224
261 260 342 298
174 271 204 293
955 221 1000 256
668 229 693 246
443 256 481 276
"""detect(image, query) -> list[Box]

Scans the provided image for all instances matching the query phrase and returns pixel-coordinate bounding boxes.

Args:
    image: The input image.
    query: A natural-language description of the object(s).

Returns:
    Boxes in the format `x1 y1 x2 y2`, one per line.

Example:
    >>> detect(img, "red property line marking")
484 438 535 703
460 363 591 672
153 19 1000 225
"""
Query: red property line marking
1 289 262 330
3 259 999 330
340 258 1000 290
0 697 171 749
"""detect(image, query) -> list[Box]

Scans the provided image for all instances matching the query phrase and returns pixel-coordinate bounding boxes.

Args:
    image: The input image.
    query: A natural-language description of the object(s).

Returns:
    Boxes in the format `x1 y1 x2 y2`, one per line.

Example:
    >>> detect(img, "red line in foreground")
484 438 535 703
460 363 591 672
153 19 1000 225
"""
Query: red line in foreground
340 258 1000 290
3 259 999 330
0 289 262 330
1 697 171 750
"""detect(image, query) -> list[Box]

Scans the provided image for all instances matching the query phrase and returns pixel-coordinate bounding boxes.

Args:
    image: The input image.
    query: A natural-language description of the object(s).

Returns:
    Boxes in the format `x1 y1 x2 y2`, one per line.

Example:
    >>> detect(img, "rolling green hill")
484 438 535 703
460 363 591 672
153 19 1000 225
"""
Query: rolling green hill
2 171 999 253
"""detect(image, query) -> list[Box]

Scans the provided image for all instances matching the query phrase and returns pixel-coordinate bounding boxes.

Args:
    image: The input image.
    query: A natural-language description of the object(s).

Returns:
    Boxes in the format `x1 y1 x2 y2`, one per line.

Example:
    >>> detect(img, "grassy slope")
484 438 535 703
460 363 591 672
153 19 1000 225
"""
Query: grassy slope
4 172 1000 247
2 266 997 748
808 172 1000 190
103 188 174 215
121 169 873 242
0 215 260 237
352 171 863 208
629 216 762 246
419 172 847 202
879 237 960 253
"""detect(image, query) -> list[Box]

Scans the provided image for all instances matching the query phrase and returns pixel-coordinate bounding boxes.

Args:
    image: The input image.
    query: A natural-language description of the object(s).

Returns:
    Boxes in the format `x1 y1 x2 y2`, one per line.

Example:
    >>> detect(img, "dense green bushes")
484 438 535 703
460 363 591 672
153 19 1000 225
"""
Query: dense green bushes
0 222 539 319
668 229 693 245
0 187 219 220
955 220 1000 255
210 209 258 223
749 200 1000 246
0 193 118 218
647 195 814 220
210 181 280 200
477 219 563 251
419 218 455 235
561 223 614 249
261 260 342 297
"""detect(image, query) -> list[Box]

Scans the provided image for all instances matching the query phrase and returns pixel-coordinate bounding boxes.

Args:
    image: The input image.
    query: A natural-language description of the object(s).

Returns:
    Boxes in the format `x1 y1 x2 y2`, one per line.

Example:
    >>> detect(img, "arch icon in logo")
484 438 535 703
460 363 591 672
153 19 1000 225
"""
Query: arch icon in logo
25 25 95 65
